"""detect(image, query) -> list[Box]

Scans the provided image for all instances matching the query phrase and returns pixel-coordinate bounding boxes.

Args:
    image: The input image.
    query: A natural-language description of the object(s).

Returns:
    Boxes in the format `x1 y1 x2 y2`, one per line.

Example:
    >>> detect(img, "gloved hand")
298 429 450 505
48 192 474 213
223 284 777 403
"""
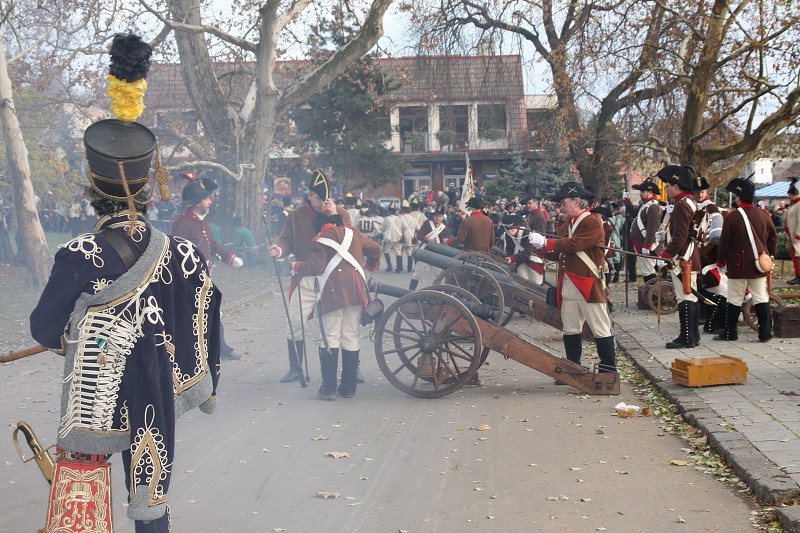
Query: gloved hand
641 247 650 255
666 204 674 214
717 264 726 276
654 230 666 242
656 258 674 270
231 256 244 268
527 231 546 248
622 191 630 200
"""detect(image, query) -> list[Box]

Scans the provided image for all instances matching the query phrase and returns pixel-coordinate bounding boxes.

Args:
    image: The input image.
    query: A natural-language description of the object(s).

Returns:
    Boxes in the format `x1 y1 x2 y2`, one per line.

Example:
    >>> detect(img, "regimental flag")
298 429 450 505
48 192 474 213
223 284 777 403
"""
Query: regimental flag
458 152 475 215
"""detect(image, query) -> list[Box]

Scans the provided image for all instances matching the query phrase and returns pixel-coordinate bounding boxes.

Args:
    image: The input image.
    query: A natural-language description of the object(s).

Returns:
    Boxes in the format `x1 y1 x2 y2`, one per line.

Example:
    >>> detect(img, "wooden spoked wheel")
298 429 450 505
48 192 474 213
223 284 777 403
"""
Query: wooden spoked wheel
374 290 483 398
741 293 784 331
426 283 493 366
434 265 508 324
645 280 679 314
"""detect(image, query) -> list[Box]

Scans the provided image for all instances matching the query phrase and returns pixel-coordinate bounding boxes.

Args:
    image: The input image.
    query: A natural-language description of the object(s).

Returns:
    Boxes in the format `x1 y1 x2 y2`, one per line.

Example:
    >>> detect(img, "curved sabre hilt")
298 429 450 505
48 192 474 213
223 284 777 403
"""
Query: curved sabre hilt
12 421 55 484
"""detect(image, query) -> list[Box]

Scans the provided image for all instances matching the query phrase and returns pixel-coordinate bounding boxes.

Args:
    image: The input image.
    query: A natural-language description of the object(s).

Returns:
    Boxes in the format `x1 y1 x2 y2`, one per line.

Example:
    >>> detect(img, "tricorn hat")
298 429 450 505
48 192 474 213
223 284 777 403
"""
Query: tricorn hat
788 177 799 196
182 177 218 206
725 177 755 203
466 196 483 210
656 164 697 191
632 180 660 194
387 200 398 211
433 205 446 216
308 169 330 200
591 205 612 218
344 192 357 206
550 181 594 202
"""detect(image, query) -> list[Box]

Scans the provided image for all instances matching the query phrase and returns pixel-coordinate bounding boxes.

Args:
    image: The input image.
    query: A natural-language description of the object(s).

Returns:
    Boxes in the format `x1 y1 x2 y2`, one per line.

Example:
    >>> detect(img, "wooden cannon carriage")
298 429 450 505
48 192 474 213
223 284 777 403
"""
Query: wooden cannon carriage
416 242 562 329
367 277 620 399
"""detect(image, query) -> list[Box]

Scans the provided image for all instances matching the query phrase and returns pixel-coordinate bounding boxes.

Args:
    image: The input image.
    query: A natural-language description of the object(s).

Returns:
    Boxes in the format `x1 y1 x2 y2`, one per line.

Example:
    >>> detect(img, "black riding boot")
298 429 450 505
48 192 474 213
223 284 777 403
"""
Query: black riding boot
594 336 617 373
409 278 419 290
395 255 403 273
692 301 701 346
714 304 741 341
384 253 392 272
280 339 306 383
318 347 339 400
666 302 694 349
605 272 612 287
555 333 583 385
339 349 359 398
407 257 414 272
754 302 773 342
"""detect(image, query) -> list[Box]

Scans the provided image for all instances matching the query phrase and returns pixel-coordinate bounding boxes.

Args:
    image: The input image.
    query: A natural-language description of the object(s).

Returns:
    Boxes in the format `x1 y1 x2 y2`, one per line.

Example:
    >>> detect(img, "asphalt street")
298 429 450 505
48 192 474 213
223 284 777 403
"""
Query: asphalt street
0 267 775 532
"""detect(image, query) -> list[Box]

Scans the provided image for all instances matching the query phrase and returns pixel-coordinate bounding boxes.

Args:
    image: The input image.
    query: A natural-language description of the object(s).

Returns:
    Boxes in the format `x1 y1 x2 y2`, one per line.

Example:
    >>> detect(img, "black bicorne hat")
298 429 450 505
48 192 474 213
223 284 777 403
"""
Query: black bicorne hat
433 205 447 216
550 181 594 202
182 177 218 206
725 177 755 203
693 174 710 191
344 192 357 206
308 169 330 200
656 164 697 191
632 180 660 194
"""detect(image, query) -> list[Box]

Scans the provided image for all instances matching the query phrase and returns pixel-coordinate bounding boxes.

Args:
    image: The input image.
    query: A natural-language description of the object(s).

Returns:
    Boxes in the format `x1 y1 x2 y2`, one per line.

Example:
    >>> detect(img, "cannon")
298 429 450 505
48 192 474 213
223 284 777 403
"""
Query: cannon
368 278 619 398
415 245 562 329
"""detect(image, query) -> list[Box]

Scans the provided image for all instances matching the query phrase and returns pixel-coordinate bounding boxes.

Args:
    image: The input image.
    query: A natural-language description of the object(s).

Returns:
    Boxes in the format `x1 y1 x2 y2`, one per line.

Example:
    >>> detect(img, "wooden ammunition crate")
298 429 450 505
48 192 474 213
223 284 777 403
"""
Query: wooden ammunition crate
671 355 748 387
773 304 800 338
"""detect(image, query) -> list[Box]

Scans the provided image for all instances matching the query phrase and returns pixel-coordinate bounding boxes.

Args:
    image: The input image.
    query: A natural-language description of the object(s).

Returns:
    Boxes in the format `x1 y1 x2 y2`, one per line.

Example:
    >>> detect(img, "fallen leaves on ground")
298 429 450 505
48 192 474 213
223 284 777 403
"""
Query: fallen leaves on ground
316 491 340 500
327 451 350 459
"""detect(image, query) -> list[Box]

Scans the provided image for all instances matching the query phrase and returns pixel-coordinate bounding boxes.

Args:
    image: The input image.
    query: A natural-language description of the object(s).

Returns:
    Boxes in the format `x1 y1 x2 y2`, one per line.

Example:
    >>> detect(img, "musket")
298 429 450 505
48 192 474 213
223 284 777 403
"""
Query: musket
1 345 48 364
12 421 55 484
264 213 308 388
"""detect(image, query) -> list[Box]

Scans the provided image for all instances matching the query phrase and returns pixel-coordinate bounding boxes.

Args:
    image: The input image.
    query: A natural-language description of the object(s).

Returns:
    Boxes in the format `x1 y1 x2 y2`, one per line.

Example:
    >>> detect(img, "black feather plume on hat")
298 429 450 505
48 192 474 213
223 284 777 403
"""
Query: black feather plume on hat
109 34 152 82
789 177 799 196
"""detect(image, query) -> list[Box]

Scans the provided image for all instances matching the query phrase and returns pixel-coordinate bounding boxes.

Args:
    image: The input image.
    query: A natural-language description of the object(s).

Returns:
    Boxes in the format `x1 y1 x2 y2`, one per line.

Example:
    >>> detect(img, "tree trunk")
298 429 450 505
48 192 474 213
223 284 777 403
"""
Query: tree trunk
0 36 50 286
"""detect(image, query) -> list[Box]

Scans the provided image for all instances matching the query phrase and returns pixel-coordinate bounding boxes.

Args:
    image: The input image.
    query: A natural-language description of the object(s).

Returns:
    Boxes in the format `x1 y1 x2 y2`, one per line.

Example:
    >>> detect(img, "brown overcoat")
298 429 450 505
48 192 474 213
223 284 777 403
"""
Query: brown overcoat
717 205 777 279
450 211 494 252
661 193 701 271
276 204 351 261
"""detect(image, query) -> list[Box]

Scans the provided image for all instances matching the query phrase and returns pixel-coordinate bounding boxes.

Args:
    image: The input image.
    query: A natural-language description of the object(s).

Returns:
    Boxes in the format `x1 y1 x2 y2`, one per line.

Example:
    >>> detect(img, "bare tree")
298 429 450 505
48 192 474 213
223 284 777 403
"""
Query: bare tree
406 0 679 197
0 32 49 284
137 0 393 238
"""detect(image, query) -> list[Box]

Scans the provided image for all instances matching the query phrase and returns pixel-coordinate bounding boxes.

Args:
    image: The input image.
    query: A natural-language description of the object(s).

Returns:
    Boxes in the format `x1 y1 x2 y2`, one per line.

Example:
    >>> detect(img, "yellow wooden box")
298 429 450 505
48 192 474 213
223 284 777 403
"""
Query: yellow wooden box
670 355 748 387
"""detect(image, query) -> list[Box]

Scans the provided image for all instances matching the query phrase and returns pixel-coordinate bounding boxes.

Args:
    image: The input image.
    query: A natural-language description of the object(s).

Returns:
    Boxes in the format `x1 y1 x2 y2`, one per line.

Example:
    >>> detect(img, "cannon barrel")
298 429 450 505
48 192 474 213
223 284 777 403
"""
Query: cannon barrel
367 278 498 321
416 247 554 301
415 248 513 284
420 242 463 259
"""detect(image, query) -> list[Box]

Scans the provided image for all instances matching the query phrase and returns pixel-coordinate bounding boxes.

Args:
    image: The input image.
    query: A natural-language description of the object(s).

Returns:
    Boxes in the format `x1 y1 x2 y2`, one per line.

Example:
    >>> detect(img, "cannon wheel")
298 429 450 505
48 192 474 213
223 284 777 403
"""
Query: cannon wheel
374 290 483 398
741 293 784 331
453 251 510 274
645 280 679 314
426 283 494 366
434 265 509 325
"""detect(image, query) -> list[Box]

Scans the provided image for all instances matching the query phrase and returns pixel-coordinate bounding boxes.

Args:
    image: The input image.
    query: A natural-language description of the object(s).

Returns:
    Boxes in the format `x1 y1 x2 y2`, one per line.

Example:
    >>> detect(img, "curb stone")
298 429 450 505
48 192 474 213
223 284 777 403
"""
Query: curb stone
615 333 800 505
778 506 800 533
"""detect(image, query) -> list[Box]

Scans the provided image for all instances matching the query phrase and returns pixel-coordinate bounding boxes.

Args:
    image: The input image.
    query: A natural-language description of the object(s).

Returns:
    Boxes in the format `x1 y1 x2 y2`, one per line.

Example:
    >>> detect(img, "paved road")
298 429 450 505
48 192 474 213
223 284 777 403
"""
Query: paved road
0 268 768 532
610 280 800 531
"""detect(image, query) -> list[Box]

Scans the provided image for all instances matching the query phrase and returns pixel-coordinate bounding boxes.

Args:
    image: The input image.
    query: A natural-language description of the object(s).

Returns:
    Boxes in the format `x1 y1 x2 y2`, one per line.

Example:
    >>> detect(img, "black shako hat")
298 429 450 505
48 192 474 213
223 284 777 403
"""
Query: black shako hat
725 177 755 203
84 119 156 199
550 181 594 202
632 180 660 194
308 169 330 200
656 164 697 191
182 177 218 206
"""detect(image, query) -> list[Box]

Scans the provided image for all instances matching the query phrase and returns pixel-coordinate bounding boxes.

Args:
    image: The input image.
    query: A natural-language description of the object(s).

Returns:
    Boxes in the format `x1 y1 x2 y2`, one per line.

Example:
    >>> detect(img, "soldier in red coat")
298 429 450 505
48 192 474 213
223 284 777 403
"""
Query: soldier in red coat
293 204 381 399
715 177 778 342
528 182 616 377
268 170 351 383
